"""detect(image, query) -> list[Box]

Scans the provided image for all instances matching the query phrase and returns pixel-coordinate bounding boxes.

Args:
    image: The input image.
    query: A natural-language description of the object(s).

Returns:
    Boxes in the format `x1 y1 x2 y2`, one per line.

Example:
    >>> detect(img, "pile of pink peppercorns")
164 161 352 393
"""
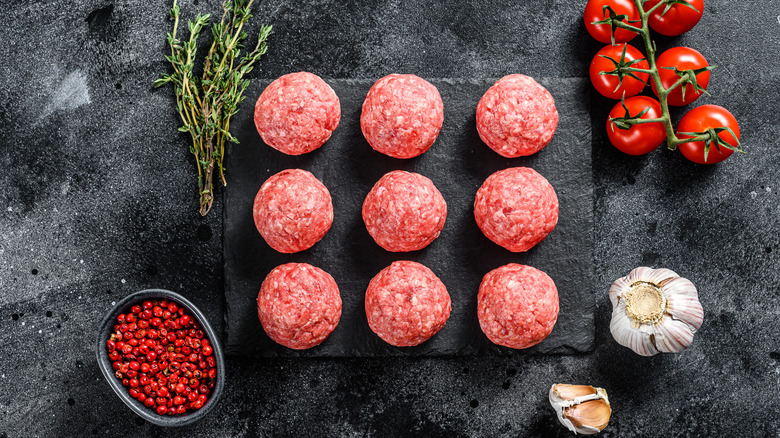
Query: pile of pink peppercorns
106 299 217 416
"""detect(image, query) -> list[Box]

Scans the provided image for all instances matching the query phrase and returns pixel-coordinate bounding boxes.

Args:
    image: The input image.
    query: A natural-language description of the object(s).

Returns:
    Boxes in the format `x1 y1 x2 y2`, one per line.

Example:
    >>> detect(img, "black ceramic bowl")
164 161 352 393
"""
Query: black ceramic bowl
95 289 225 427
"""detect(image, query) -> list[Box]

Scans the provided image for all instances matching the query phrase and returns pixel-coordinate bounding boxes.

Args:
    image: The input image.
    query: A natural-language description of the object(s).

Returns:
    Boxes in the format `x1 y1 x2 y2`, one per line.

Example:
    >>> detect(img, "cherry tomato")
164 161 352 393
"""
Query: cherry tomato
652 47 710 107
676 105 740 164
589 43 649 99
607 96 666 155
644 0 703 36
584 0 640 44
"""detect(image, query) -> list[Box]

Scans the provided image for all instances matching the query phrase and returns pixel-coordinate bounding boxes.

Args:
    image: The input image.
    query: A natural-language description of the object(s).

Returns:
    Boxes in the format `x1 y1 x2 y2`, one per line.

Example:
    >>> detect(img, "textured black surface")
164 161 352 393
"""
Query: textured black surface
224 78 594 357
1 0 779 436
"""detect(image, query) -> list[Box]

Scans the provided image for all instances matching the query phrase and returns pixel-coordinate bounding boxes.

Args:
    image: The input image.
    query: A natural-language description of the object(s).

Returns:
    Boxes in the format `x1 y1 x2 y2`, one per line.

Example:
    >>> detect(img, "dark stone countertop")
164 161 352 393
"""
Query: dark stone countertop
0 0 778 436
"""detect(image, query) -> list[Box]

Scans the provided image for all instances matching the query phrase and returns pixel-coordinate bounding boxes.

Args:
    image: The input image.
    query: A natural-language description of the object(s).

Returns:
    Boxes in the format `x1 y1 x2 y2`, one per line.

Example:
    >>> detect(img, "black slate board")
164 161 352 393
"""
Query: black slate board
223 78 594 357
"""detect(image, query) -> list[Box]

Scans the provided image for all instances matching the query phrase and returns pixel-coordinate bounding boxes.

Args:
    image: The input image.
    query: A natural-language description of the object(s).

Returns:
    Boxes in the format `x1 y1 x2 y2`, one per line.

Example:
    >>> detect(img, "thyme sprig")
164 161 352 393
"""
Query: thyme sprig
155 0 272 216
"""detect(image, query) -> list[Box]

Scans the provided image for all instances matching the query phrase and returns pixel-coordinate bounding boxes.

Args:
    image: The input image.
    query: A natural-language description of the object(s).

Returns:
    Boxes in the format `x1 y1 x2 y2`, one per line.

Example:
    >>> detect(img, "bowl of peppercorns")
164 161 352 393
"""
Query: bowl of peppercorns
96 289 225 426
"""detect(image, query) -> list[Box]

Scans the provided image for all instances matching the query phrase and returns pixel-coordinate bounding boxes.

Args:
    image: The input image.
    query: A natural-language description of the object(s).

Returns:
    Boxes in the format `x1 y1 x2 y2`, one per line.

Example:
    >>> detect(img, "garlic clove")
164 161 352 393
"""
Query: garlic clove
608 276 630 307
623 267 649 286
625 266 678 286
646 267 679 285
653 316 695 353
662 276 699 298
610 306 658 356
553 383 601 400
564 399 612 434
665 292 704 331
549 384 611 435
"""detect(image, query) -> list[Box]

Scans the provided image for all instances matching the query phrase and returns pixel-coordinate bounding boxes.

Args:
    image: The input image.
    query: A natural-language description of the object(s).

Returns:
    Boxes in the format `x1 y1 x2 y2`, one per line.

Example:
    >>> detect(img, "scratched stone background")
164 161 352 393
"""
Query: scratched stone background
0 0 778 436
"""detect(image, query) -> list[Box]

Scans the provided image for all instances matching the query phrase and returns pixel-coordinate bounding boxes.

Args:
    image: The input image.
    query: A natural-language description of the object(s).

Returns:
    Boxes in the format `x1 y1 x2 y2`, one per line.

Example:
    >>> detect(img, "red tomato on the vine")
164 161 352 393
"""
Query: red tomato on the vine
644 0 704 36
676 105 741 164
607 96 666 155
652 47 711 107
584 0 640 44
589 44 649 99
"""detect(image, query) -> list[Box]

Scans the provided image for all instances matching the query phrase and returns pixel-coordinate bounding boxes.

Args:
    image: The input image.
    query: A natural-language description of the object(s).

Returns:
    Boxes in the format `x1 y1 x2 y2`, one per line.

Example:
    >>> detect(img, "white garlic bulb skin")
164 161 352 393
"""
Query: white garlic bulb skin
609 267 704 356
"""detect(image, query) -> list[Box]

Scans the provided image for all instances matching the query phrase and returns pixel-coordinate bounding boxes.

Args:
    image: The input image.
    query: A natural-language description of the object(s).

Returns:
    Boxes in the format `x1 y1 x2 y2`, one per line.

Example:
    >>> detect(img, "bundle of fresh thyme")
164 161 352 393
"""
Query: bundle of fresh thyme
155 0 272 215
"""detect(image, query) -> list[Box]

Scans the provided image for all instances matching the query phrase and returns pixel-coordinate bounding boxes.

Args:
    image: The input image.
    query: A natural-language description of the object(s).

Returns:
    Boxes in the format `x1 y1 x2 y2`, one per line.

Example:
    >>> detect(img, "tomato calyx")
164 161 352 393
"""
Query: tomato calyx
660 64 716 101
591 5 642 45
656 0 700 17
608 97 655 131
677 127 743 163
598 44 649 93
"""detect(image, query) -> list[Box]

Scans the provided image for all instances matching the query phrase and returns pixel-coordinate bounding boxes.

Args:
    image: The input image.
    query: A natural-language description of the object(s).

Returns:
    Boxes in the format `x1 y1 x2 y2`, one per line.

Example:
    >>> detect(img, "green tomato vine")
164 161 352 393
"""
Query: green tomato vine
596 0 743 160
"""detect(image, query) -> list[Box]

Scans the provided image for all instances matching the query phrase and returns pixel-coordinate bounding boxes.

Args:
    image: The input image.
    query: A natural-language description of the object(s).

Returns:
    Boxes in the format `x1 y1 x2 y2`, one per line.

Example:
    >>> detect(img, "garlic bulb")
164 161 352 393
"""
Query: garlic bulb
609 267 704 356
549 384 611 435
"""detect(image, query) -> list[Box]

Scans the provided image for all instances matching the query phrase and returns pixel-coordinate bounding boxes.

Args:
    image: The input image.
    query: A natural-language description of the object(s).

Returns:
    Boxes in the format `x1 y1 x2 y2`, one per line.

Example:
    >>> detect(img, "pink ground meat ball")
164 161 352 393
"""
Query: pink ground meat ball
365 261 451 347
474 167 558 252
254 72 341 155
257 263 342 350
253 169 333 253
362 170 447 252
478 264 559 349
476 74 559 158
360 74 444 159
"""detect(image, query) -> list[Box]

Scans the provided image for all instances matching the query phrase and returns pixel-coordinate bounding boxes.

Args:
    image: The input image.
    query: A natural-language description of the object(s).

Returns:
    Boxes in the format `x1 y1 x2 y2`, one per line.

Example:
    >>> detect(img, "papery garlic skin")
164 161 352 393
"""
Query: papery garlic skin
609 267 704 356
549 384 611 435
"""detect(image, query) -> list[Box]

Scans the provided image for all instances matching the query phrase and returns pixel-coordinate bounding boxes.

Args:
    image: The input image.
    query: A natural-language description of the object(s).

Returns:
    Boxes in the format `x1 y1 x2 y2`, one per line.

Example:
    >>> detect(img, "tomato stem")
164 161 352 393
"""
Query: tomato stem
629 117 666 125
630 0 681 151
626 67 653 75
670 133 707 146
609 19 646 37
658 74 687 97
644 0 668 16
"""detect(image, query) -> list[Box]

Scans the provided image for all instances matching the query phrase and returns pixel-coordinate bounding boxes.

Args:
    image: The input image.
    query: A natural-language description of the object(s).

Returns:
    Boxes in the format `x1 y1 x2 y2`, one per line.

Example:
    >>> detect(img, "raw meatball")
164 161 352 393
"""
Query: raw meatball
254 72 340 155
476 74 559 157
257 263 342 350
478 264 559 349
365 261 451 347
474 167 558 252
360 74 444 159
362 171 447 252
253 169 333 253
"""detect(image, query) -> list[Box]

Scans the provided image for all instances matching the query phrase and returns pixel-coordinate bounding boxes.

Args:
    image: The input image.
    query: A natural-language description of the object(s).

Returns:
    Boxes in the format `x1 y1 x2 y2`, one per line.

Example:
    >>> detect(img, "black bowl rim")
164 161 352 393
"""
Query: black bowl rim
95 289 225 427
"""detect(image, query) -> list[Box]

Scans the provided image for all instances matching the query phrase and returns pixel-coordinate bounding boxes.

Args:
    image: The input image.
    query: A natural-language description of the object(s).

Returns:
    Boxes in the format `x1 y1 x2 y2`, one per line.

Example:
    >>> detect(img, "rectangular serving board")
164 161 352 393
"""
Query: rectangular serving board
223 78 594 357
